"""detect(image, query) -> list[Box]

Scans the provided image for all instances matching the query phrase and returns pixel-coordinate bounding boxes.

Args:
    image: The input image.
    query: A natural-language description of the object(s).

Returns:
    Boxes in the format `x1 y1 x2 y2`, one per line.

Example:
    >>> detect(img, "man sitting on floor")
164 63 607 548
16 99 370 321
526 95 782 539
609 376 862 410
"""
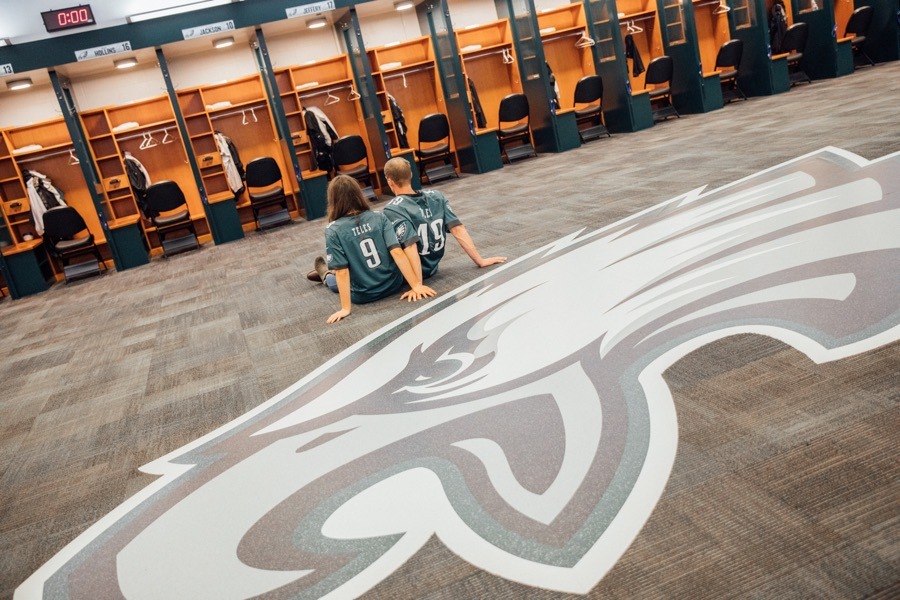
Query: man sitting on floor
381 157 507 284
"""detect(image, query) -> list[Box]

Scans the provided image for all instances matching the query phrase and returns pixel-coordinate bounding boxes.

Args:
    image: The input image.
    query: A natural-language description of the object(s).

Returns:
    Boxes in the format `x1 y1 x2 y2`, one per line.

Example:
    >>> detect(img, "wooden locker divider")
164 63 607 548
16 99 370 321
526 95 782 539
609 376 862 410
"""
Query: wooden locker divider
616 0 665 93
455 19 524 131
1 117 111 275
537 3 598 111
367 35 459 174
276 54 384 194
177 73 301 231
80 94 211 255
693 0 737 76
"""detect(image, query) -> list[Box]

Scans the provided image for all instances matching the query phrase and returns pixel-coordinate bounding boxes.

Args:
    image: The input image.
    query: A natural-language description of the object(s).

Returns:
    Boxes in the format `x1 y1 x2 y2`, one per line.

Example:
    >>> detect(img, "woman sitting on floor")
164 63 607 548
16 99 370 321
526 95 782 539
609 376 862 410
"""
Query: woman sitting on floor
314 175 436 324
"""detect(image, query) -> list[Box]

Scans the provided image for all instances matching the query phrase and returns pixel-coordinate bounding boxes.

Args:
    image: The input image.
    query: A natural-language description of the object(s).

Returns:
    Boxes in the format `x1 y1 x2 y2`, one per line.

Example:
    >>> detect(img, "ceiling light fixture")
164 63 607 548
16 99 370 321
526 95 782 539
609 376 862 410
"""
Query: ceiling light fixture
213 36 235 48
128 0 233 24
394 0 415 11
8 78 33 90
306 17 328 29
114 57 139 69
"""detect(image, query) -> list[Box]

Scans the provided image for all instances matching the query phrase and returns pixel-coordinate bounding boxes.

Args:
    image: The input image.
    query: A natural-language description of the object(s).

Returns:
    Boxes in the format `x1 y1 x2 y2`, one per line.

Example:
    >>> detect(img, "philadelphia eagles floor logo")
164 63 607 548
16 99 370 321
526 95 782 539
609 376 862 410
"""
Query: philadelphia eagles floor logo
17 148 900 599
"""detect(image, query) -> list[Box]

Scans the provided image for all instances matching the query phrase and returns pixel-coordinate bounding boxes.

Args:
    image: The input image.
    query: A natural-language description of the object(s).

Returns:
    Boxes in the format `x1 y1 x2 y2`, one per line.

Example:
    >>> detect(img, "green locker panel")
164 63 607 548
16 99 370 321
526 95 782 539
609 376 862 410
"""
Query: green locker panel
107 222 150 270
206 198 244 244
301 174 329 221
4 245 55 299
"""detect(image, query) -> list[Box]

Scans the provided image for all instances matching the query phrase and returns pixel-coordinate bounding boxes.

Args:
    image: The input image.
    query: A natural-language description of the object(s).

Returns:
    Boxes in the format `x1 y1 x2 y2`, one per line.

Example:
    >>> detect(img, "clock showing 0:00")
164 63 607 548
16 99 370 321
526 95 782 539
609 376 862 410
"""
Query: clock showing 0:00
42 5 97 33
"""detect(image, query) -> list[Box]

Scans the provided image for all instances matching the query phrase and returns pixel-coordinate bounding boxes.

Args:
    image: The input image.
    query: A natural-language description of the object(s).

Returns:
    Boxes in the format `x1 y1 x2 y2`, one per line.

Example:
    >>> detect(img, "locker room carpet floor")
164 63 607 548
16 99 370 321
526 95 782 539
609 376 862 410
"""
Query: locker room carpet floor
1 62 899 599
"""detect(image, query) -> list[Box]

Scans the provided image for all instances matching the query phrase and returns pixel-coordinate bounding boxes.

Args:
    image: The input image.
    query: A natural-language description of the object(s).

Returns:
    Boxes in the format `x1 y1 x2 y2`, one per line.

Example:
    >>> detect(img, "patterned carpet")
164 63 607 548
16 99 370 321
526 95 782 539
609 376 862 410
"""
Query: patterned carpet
1 62 898 599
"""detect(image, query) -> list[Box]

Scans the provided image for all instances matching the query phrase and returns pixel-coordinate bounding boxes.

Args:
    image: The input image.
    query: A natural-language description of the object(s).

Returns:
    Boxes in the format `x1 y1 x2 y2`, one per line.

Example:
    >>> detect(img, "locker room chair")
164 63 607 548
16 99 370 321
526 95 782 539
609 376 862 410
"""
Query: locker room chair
145 181 200 258
245 157 292 231
782 23 811 86
497 93 536 163
844 6 874 68
644 56 680 121
715 39 747 103
415 113 458 184
333 135 375 199
572 75 610 142
42 206 105 283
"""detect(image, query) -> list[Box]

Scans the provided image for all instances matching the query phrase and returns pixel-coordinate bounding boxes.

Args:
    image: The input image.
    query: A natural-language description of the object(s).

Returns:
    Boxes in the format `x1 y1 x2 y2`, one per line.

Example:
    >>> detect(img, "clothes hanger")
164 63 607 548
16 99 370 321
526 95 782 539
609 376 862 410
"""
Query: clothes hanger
161 129 174 144
575 32 596 48
347 86 361 101
241 110 249 125
402 72 408 88
714 0 731 14
628 20 643 34
68 149 80 165
142 131 158 150
325 89 340 105
502 48 514 64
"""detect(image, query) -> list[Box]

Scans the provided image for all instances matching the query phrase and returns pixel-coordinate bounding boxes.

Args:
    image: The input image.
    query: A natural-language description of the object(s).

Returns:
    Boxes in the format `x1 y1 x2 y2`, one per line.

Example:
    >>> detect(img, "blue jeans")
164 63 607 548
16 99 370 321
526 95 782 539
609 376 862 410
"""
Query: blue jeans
324 272 338 293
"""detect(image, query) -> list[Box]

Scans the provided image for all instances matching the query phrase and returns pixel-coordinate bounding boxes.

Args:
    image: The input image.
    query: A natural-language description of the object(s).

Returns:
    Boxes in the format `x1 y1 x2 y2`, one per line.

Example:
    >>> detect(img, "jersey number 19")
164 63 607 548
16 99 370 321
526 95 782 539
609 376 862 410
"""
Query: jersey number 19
417 218 445 255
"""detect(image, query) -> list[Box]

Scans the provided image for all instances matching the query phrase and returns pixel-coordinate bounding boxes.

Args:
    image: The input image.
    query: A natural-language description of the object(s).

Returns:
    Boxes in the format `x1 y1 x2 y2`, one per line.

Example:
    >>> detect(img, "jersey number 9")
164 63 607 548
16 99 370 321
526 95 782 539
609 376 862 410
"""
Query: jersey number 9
360 238 382 268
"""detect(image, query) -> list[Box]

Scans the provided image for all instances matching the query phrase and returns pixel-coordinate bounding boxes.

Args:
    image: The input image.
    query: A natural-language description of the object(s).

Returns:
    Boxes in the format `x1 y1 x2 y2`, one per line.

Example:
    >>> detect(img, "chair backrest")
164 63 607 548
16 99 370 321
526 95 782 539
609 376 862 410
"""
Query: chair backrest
245 156 282 188
573 75 603 105
844 5 873 38
333 135 368 167
146 180 188 215
42 206 87 243
418 113 450 144
782 22 808 54
498 93 529 124
715 39 743 70
644 56 674 87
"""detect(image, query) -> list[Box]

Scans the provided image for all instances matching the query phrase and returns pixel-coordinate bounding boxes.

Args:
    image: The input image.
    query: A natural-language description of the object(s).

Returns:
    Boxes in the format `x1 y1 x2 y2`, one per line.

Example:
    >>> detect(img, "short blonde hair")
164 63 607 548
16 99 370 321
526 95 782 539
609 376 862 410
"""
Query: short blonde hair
384 157 412 186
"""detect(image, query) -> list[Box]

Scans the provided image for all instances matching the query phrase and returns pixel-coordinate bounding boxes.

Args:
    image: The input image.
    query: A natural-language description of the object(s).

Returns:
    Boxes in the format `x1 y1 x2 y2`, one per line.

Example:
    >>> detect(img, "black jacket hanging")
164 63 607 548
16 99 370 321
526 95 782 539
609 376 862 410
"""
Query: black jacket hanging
546 62 561 110
124 154 151 217
768 0 788 55
467 78 487 129
388 95 409 149
624 34 645 77
304 108 338 173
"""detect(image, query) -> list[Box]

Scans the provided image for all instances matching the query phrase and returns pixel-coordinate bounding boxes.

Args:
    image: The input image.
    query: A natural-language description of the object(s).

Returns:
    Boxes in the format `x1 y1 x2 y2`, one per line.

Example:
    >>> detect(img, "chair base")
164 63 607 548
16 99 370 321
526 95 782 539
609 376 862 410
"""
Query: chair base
578 124 610 143
423 163 458 184
789 71 811 86
503 144 537 163
360 186 376 202
722 85 748 103
651 105 680 121
852 50 875 69
161 233 200 258
257 208 292 231
63 259 103 284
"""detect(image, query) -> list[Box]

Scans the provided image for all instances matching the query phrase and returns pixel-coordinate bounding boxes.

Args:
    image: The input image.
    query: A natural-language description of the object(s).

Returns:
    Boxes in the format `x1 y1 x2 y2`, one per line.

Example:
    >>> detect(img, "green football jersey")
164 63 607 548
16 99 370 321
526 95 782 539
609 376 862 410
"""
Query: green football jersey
325 210 405 304
383 190 461 279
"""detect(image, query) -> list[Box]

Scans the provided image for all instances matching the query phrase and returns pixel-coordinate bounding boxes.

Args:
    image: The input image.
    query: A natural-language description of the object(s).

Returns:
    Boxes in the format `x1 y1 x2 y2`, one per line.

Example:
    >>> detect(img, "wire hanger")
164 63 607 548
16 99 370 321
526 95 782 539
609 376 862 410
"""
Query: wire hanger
401 72 408 88
140 131 159 150
325 89 340 105
714 0 731 14
68 149 80 165
161 129 174 144
347 86 361 101
575 31 596 48
626 20 643 34
502 47 514 64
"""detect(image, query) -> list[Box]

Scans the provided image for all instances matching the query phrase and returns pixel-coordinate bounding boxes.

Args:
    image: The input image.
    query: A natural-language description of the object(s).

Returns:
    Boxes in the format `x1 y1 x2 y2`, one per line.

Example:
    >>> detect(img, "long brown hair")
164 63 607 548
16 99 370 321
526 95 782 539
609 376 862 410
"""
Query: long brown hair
327 175 370 222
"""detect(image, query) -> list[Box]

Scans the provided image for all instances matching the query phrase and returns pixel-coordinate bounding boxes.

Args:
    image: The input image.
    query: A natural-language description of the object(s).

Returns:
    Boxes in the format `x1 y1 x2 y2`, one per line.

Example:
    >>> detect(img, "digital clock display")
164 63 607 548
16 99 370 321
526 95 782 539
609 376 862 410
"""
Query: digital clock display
42 5 96 33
